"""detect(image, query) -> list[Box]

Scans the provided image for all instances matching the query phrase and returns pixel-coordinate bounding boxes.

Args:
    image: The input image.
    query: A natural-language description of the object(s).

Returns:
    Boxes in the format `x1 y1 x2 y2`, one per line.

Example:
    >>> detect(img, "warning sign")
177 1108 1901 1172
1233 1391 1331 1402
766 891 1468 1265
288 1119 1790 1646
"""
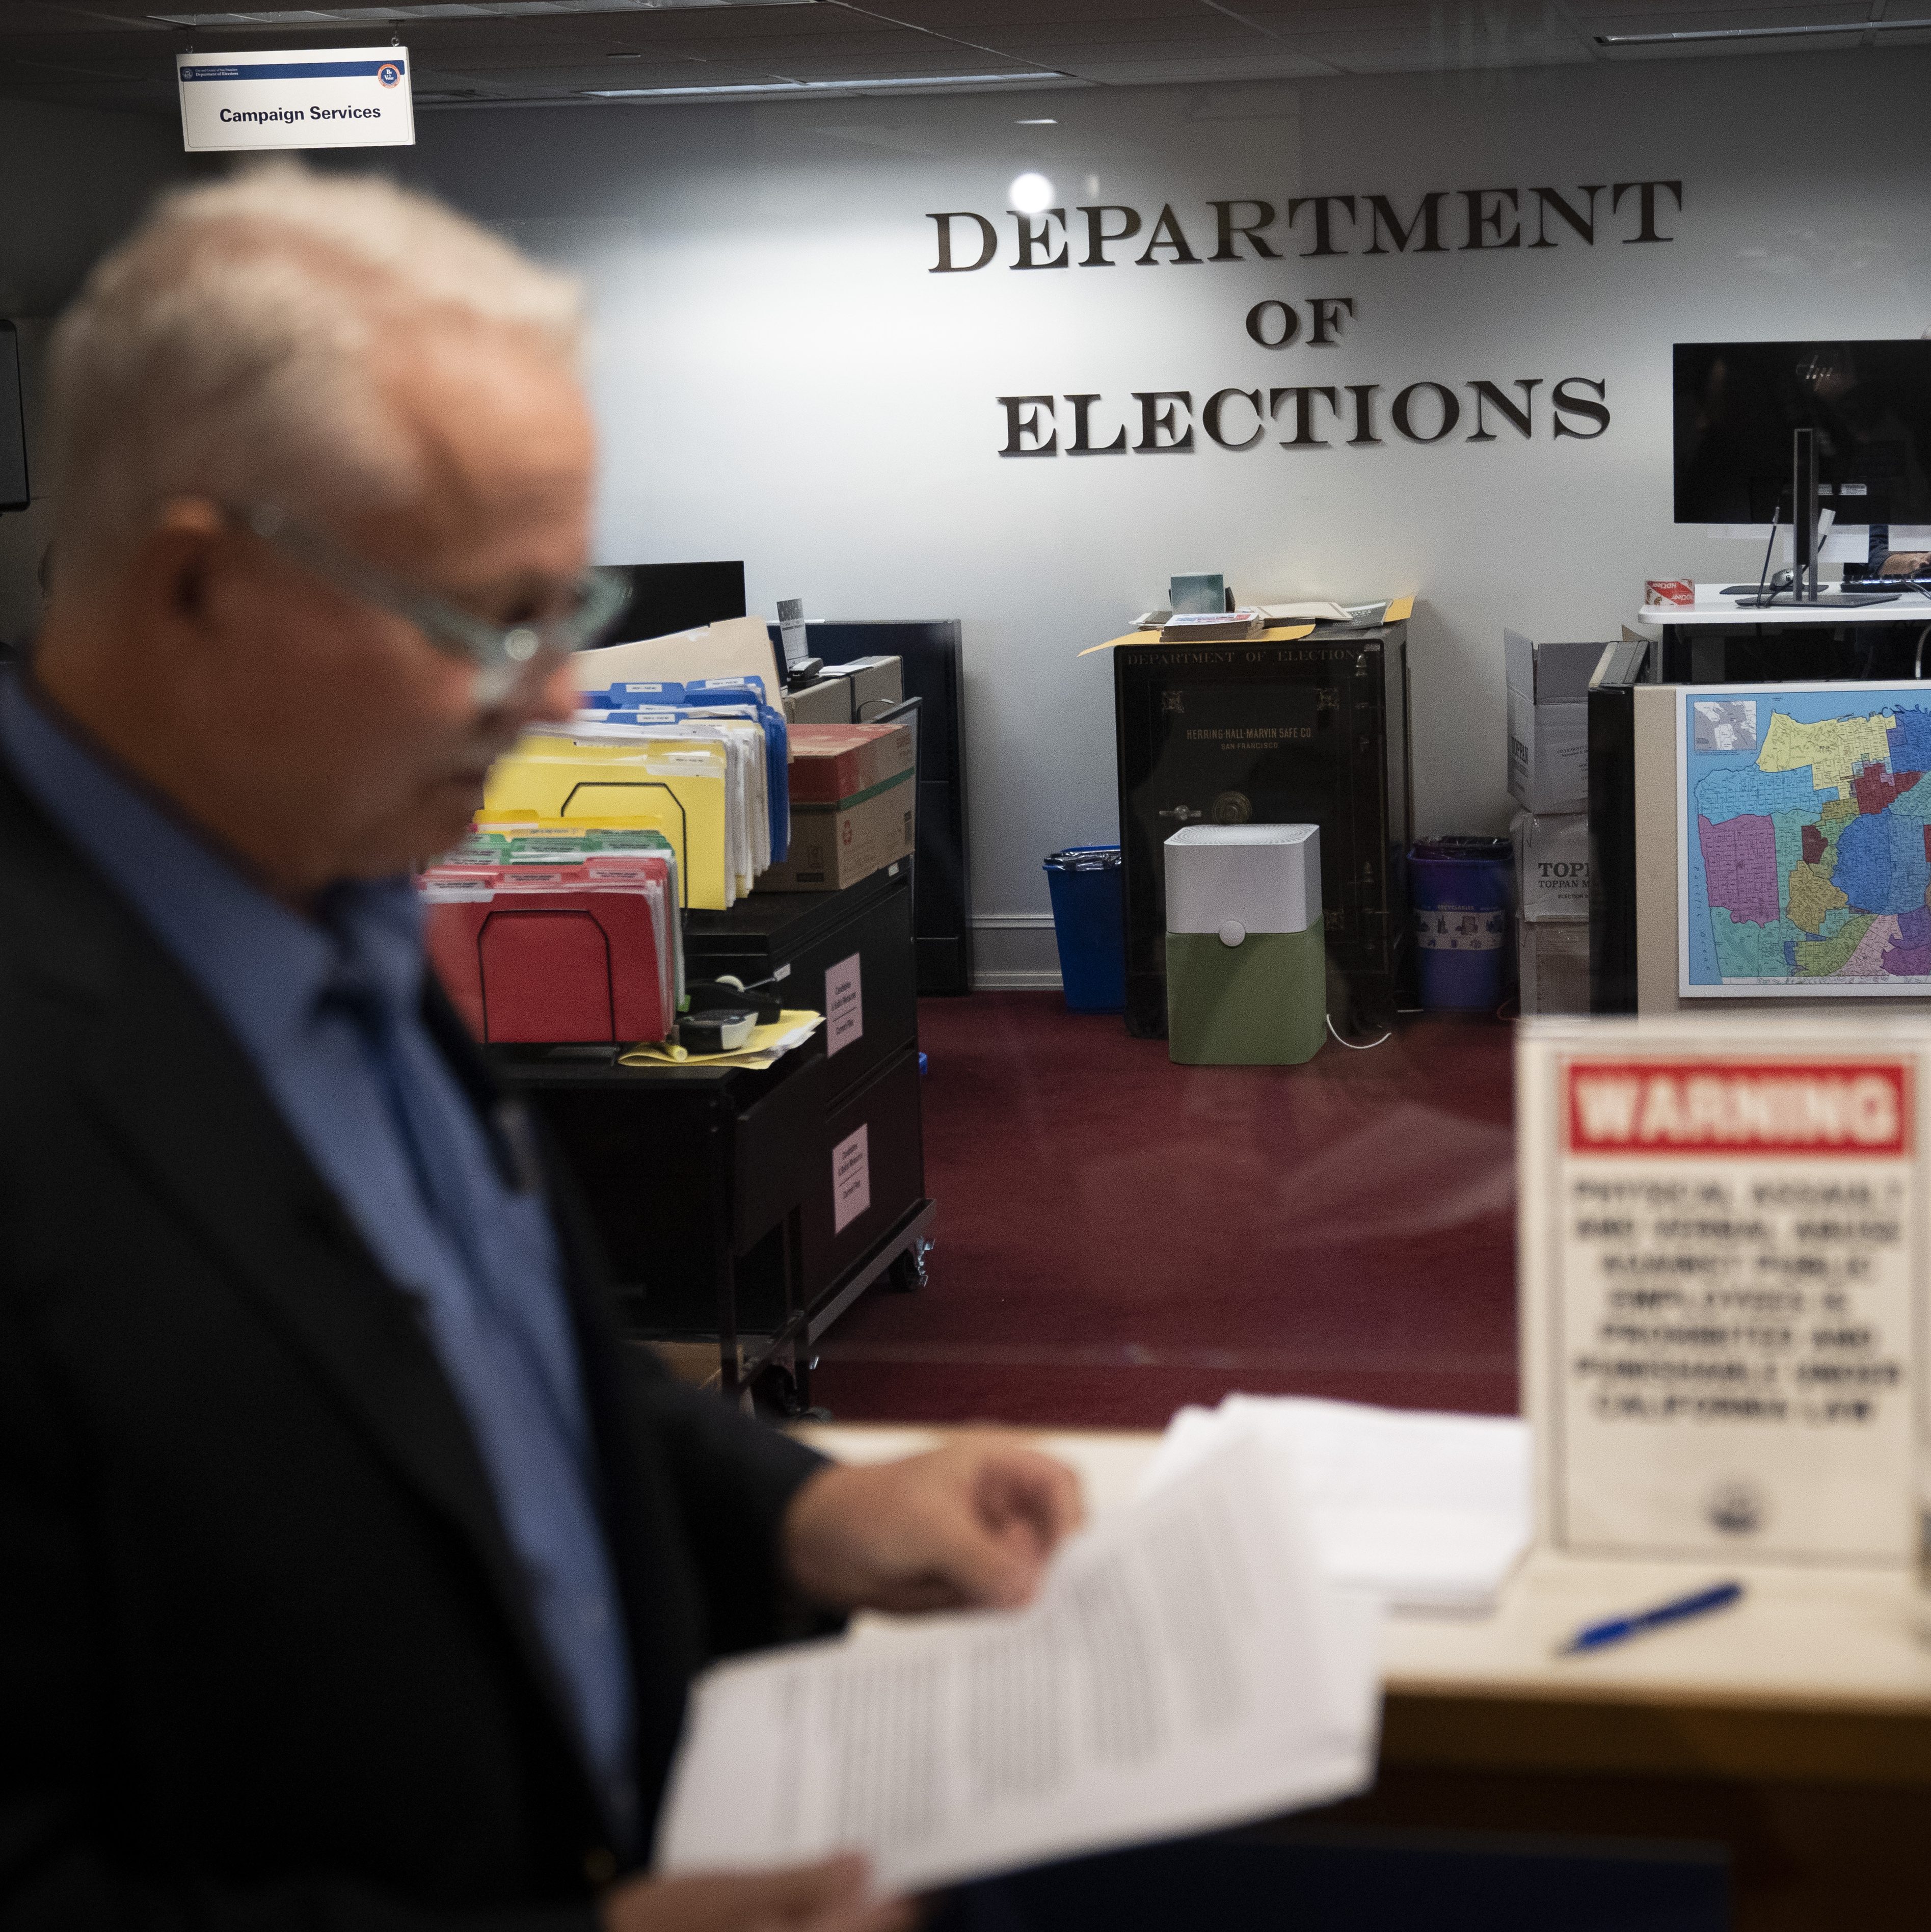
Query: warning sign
1520 1021 1928 1565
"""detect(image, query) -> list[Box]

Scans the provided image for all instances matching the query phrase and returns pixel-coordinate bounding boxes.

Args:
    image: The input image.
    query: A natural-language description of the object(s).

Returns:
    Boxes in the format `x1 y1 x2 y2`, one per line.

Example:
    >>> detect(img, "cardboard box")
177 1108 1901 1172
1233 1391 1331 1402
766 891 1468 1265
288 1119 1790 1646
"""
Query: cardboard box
1511 809 1589 922
1518 915 1589 1016
786 722 916 805
1504 629 1604 707
762 727 918 890
783 674 852 726
825 654 904 723
1504 630 1607 814
1507 688 1587 814
759 775 915 890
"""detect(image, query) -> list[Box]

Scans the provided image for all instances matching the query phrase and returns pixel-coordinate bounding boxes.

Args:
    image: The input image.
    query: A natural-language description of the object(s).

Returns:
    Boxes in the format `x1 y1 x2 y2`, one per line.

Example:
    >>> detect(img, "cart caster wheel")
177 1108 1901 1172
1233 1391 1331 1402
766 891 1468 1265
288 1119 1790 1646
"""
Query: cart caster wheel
750 1365 809 1420
886 1240 930 1293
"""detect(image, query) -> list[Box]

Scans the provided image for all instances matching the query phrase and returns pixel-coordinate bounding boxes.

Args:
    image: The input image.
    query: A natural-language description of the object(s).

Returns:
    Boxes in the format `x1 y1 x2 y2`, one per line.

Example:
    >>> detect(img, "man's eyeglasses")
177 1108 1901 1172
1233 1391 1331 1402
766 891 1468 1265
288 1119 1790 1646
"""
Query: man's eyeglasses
239 503 628 702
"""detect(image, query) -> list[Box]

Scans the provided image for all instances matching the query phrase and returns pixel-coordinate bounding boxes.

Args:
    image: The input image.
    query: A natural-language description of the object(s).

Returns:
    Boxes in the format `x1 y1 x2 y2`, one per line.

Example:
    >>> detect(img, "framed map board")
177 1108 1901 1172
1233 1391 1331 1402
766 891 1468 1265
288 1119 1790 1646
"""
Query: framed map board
1680 683 1931 997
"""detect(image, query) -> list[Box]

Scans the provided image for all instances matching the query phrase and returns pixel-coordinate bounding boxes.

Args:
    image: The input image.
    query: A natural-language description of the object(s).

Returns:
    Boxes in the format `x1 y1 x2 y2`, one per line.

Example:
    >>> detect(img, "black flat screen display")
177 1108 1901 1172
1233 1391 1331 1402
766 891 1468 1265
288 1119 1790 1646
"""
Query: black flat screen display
597 560 745 645
1674 339 1931 525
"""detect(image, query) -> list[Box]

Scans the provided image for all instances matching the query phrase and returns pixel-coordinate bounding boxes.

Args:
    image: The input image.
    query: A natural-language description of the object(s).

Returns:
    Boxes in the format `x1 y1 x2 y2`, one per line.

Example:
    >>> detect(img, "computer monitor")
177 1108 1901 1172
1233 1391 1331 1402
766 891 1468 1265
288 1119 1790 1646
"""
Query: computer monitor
1674 339 1931 526
597 560 745 645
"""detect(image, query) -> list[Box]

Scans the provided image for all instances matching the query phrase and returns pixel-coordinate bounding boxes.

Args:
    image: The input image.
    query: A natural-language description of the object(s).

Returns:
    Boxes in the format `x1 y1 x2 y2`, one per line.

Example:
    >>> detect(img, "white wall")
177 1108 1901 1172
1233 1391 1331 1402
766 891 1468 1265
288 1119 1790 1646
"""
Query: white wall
16 65 1924 976
392 52 1930 974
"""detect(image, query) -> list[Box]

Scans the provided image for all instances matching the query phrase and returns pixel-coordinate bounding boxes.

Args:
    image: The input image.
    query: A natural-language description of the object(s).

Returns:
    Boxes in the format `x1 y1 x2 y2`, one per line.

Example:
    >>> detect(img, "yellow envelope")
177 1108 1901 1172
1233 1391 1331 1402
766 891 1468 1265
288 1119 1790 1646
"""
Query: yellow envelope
619 1010 825 1071
1076 622 1315 658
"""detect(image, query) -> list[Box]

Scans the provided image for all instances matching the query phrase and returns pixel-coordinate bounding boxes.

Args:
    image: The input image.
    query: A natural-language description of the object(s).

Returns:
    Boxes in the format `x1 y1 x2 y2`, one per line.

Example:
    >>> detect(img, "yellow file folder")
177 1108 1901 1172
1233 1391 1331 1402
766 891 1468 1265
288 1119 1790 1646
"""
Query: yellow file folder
482 739 734 908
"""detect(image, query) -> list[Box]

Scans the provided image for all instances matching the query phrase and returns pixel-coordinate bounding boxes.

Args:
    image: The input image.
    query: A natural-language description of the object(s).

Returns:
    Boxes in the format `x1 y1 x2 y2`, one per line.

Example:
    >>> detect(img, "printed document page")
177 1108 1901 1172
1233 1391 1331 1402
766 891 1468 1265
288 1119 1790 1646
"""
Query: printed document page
653 1435 1380 1895
1138 1394 1532 1611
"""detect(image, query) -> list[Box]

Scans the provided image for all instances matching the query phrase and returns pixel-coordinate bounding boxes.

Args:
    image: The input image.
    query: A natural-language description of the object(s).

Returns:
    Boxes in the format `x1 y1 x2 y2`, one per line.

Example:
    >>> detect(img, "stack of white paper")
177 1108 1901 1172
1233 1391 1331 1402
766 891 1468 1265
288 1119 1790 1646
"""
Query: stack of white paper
1138 1396 1530 1613
1257 600 1357 624
654 1434 1380 1895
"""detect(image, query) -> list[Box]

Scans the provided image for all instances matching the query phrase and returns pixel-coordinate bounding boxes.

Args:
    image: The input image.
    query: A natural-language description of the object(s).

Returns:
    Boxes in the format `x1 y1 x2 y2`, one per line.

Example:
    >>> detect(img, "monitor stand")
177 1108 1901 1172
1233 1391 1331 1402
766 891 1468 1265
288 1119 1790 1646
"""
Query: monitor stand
1724 431 1901 606
1728 590 1898 607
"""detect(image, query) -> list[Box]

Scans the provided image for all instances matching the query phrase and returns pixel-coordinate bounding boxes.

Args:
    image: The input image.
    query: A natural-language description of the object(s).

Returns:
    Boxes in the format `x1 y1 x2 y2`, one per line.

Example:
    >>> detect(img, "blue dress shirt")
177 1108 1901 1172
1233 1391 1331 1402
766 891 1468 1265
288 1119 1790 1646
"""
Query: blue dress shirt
0 675 637 1845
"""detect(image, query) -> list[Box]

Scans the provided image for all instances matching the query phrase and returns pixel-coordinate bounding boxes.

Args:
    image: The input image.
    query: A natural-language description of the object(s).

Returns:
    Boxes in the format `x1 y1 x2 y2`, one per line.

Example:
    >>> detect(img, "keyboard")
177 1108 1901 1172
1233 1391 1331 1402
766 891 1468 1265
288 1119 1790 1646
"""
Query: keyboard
1723 588 1899 608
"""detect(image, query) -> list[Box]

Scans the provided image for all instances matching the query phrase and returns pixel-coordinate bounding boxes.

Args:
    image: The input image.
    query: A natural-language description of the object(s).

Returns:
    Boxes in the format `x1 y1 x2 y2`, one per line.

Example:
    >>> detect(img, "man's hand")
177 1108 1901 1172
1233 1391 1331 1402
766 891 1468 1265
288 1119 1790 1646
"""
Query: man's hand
601 1855 911 1932
784 1434 1084 1615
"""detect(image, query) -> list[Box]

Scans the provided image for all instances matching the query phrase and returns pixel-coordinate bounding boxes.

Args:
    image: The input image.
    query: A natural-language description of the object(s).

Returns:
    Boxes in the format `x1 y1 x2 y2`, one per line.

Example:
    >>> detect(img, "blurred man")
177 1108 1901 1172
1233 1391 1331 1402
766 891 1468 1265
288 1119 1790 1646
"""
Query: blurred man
0 165 1080 1931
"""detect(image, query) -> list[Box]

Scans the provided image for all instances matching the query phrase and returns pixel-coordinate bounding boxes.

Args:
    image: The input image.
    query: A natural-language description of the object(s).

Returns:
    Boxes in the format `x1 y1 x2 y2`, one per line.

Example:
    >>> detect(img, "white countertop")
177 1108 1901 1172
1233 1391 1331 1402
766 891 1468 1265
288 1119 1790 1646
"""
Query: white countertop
1634 581 1931 629
796 1423 1931 1722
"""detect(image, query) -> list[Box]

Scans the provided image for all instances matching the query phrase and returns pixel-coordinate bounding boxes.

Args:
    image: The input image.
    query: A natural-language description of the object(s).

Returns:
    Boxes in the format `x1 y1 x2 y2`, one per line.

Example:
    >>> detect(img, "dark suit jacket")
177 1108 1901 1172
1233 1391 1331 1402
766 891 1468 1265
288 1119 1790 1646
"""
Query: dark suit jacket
0 752 825 1928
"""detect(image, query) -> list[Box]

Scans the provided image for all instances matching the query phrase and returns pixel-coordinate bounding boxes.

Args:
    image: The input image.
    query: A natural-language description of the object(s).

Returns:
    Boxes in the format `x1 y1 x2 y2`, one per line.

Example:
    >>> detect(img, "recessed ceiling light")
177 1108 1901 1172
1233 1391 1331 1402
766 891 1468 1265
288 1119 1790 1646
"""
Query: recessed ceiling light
1008 171 1053 214
585 70 1064 98
1016 117 1056 124
1597 14 1931 43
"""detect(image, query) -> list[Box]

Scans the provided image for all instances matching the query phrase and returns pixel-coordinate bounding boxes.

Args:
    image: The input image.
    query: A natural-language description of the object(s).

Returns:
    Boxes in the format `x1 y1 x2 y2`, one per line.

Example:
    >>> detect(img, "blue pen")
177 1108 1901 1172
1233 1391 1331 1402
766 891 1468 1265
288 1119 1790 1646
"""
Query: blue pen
1555 1580 1744 1657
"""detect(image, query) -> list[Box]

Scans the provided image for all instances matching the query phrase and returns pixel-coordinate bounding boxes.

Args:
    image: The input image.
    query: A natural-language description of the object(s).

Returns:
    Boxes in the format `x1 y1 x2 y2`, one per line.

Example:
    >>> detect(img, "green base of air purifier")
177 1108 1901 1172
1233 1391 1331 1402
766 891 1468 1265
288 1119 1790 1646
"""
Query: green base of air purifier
1165 925 1327 1066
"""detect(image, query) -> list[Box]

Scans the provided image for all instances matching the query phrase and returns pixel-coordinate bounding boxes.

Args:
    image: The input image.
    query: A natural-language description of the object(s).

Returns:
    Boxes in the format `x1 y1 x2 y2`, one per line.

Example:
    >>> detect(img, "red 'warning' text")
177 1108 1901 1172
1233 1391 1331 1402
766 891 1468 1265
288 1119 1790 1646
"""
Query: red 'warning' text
1565 1060 1910 1157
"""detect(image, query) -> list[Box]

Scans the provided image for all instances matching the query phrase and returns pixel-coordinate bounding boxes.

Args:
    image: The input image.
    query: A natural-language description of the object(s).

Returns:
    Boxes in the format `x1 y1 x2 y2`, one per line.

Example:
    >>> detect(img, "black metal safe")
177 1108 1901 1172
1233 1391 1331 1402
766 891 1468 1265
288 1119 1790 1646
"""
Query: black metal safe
1112 622 1413 1037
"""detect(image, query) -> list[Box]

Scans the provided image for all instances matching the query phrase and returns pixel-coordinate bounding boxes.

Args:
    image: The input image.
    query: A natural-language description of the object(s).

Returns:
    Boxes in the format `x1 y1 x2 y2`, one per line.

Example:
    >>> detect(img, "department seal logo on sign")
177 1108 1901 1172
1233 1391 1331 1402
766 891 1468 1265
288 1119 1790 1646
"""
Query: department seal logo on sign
1705 1477 1767 1538
377 62 403 87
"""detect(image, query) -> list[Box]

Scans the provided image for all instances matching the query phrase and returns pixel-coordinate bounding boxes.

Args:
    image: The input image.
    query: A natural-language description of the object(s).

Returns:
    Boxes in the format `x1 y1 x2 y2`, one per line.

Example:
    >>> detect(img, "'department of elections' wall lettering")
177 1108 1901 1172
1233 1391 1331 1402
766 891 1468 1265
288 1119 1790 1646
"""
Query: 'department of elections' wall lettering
923 181 1684 461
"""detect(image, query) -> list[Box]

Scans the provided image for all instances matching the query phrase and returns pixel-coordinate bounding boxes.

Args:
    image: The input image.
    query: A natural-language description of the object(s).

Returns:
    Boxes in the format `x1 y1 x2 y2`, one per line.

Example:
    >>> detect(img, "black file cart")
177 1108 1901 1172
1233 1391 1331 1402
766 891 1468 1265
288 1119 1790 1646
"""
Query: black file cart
493 863 933 1412
491 1043 827 1406
686 862 933 1340
1113 620 1414 1038
792 620 973 995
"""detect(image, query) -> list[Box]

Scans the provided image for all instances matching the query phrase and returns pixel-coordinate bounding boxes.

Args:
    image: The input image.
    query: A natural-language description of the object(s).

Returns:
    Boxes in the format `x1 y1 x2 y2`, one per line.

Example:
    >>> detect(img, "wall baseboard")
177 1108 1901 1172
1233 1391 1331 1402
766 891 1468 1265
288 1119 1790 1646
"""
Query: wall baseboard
970 912 1062 991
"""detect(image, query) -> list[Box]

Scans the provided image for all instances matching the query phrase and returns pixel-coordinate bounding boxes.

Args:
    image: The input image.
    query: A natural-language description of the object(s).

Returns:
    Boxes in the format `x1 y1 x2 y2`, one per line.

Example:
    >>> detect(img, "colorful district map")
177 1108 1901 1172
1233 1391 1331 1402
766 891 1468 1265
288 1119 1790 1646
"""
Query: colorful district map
1681 687 1931 994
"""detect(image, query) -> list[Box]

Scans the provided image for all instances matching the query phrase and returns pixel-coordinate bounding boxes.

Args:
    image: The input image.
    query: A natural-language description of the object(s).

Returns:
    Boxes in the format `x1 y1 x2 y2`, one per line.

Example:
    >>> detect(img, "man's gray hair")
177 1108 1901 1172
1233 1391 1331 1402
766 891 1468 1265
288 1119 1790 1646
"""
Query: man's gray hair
46 162 583 586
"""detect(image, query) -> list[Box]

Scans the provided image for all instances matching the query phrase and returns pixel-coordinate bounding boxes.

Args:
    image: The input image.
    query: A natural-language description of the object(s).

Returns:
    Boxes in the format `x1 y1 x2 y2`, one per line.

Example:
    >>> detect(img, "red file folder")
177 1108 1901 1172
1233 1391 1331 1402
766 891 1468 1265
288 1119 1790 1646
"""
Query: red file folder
423 882 670 1044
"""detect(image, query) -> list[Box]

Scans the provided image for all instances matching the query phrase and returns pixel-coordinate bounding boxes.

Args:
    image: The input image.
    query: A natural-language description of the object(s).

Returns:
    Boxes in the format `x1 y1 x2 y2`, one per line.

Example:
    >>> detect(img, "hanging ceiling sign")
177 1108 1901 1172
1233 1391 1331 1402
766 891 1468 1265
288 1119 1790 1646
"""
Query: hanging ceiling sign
176 47 415 153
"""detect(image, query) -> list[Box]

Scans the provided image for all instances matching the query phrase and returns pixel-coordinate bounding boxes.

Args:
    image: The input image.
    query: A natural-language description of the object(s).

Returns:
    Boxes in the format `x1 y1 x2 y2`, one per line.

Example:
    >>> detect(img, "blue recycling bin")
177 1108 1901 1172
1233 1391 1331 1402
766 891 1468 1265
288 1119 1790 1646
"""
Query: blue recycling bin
1409 836 1513 1013
1044 846 1126 1013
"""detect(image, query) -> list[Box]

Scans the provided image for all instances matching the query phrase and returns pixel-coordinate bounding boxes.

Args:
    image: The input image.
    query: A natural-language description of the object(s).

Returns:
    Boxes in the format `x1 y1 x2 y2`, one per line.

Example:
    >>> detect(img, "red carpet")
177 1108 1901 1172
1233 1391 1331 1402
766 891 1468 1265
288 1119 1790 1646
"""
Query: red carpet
812 993 1519 1430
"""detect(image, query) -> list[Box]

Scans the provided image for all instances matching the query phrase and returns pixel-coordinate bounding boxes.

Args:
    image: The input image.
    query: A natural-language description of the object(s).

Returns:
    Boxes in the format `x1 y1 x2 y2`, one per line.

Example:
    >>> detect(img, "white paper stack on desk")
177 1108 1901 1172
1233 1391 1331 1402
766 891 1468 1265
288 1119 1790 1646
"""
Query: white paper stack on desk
1138 1394 1532 1613
654 1433 1380 1895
